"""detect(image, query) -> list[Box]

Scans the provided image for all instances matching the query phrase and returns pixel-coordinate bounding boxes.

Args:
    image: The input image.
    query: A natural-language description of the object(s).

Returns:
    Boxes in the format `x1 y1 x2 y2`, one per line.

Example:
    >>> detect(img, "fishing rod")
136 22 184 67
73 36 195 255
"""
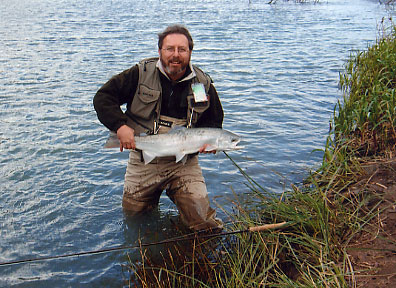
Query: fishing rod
0 221 289 267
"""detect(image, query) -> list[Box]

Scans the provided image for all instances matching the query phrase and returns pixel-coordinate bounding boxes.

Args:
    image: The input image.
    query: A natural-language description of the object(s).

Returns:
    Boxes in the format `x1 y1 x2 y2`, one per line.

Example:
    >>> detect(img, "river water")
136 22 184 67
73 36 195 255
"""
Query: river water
0 0 394 286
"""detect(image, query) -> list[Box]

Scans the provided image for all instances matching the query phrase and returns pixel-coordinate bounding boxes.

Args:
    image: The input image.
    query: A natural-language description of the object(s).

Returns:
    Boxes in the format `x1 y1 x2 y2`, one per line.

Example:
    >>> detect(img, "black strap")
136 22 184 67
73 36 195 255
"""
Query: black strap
159 119 173 128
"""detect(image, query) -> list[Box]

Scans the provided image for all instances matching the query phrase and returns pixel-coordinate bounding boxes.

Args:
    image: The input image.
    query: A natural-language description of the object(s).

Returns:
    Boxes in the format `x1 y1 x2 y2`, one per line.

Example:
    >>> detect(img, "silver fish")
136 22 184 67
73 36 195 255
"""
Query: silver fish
104 127 243 164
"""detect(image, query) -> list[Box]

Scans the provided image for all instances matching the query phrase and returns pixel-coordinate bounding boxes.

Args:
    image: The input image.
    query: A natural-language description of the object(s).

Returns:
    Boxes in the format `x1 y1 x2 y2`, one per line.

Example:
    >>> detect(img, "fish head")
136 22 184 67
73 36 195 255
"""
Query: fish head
218 130 243 150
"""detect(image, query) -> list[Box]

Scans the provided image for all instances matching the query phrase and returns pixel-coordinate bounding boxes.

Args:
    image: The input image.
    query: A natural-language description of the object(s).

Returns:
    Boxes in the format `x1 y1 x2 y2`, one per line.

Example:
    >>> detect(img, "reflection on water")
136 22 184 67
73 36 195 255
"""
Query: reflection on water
0 0 393 286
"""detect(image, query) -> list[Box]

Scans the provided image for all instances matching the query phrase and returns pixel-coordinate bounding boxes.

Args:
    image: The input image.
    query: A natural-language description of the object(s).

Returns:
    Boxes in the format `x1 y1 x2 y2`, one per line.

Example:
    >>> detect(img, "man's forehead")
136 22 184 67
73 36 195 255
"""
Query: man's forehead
163 33 189 46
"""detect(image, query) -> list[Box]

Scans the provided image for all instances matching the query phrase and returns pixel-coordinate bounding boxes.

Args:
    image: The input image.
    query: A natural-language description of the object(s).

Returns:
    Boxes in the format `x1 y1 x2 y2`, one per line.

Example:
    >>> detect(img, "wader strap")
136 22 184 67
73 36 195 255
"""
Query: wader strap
157 115 187 134
187 108 194 128
159 119 173 128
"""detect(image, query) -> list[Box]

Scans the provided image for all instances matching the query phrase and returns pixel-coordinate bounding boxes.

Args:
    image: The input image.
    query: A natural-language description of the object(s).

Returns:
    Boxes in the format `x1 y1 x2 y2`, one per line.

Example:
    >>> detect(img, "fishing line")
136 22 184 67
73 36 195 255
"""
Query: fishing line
0 222 289 267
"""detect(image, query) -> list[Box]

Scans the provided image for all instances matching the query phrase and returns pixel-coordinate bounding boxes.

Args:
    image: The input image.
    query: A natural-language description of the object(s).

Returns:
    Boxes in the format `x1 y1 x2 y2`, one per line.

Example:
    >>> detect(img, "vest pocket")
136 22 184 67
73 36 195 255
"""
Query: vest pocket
130 84 161 120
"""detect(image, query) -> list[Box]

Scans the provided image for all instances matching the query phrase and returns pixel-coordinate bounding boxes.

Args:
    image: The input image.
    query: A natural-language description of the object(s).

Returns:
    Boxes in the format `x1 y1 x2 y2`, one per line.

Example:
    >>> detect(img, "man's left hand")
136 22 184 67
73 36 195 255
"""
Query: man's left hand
199 144 216 154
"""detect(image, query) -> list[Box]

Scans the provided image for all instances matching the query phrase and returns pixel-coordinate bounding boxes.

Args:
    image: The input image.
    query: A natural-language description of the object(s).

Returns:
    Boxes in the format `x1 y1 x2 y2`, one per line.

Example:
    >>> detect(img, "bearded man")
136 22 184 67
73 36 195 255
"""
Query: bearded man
93 25 224 231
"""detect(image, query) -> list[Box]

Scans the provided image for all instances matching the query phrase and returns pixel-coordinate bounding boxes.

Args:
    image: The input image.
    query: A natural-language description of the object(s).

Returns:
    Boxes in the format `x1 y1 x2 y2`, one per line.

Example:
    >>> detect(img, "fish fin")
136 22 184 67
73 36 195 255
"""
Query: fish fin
142 151 156 165
104 132 120 148
175 152 187 163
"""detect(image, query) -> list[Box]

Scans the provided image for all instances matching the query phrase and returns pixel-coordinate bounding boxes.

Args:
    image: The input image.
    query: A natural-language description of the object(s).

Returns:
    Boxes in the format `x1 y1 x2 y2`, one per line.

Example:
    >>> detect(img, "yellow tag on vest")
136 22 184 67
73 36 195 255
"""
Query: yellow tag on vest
192 83 207 102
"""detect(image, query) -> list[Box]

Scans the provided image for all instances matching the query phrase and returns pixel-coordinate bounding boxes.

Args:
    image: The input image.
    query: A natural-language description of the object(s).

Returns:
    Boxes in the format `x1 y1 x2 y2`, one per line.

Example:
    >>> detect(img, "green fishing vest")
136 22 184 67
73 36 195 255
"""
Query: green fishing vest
126 57 211 135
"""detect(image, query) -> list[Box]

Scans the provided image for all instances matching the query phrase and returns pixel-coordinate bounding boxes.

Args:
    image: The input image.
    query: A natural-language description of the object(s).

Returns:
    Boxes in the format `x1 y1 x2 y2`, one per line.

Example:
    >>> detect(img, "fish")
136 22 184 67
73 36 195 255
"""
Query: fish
104 127 243 164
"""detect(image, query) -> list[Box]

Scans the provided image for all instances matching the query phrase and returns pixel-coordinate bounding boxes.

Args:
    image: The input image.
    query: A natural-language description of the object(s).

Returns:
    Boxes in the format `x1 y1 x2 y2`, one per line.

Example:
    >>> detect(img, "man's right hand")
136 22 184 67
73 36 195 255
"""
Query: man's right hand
117 125 135 152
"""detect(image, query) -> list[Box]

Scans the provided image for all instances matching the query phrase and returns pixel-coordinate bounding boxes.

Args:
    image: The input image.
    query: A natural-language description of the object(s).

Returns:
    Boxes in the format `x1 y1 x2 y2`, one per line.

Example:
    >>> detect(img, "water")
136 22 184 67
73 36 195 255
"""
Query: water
0 0 394 286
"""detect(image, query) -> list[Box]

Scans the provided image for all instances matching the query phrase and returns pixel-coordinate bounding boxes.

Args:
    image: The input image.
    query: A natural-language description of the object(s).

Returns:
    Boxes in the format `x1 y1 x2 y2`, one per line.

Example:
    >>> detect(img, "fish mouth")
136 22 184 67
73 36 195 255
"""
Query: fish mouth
232 146 245 150
232 138 241 145
225 138 243 150
232 138 245 150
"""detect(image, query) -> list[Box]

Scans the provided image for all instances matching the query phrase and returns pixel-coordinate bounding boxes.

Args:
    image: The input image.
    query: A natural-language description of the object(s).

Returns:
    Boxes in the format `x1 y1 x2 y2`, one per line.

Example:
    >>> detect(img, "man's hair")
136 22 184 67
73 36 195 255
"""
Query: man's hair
158 25 194 51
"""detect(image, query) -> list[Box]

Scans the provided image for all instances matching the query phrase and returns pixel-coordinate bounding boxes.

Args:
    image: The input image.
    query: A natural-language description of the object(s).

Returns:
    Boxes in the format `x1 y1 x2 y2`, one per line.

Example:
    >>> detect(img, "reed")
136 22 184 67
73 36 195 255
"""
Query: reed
125 22 396 288
336 22 396 157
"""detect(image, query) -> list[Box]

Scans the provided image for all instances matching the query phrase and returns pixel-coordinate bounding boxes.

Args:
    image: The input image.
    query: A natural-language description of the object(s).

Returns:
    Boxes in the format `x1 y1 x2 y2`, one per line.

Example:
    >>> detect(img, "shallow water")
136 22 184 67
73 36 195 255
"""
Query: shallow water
0 0 394 286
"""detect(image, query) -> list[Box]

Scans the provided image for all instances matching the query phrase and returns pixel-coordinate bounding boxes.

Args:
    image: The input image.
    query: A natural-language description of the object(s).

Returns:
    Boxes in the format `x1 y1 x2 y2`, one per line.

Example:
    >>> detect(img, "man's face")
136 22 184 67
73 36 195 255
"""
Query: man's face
159 33 191 81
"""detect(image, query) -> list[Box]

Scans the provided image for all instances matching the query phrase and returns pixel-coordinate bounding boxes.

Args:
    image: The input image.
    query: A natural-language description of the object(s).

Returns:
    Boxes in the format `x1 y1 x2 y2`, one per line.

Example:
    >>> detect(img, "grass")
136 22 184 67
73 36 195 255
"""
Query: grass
336 21 396 157
124 22 396 288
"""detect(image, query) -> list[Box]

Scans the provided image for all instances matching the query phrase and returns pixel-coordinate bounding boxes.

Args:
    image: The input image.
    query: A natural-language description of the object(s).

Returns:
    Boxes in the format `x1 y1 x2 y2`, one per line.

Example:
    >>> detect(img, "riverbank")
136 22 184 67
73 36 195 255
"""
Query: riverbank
345 157 396 287
315 20 396 287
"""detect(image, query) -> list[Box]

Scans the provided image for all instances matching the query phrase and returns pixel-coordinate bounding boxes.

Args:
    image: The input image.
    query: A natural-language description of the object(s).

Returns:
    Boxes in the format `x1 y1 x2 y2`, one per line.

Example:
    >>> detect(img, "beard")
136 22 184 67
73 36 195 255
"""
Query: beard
159 53 190 79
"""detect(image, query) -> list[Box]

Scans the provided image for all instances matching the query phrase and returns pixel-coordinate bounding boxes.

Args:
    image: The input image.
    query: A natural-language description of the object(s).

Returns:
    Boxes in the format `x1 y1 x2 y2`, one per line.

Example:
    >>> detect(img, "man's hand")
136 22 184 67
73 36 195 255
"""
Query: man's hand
117 125 135 152
199 144 216 154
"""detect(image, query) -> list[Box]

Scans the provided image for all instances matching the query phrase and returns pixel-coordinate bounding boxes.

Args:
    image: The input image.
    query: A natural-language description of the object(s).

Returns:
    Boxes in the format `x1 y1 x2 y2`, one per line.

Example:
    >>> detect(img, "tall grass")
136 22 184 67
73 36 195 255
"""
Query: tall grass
336 22 396 157
125 22 396 288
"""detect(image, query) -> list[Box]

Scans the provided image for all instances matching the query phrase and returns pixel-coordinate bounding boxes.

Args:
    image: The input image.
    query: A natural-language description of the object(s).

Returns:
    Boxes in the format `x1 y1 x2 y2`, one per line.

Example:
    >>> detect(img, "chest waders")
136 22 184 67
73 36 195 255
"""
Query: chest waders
122 58 223 231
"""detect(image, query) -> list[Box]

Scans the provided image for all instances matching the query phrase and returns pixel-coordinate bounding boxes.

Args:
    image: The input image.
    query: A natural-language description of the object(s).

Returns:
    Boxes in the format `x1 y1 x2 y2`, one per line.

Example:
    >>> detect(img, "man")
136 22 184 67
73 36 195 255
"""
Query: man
93 25 224 231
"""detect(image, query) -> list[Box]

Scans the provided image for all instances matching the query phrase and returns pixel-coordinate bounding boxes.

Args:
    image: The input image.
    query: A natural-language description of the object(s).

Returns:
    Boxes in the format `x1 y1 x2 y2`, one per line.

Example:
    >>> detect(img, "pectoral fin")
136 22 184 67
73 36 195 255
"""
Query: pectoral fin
175 152 187 164
142 151 156 165
104 132 120 148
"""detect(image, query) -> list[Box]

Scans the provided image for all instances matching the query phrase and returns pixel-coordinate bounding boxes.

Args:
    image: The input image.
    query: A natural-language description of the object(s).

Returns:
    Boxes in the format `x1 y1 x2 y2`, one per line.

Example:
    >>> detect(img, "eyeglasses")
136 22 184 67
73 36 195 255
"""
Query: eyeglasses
162 47 189 55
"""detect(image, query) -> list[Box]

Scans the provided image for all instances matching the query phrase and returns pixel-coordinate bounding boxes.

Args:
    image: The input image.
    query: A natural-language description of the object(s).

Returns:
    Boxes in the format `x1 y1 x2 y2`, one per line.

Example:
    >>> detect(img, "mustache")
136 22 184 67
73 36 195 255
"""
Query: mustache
170 57 181 62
